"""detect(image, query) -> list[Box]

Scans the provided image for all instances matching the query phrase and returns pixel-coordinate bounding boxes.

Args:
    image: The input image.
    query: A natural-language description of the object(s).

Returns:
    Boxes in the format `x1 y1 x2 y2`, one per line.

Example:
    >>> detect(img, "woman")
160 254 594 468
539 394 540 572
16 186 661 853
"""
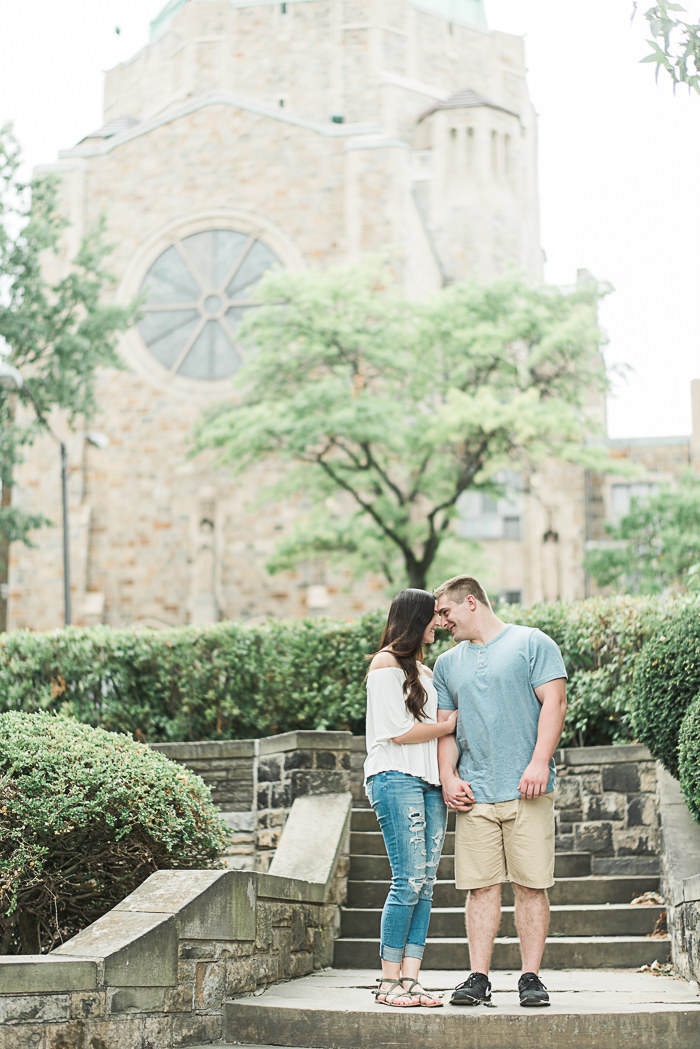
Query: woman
364 588 458 1008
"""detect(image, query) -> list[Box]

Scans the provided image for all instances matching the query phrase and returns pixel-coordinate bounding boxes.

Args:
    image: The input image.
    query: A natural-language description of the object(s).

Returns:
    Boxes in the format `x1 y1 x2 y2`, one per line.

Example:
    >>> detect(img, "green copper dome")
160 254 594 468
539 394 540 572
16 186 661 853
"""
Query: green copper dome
411 0 487 27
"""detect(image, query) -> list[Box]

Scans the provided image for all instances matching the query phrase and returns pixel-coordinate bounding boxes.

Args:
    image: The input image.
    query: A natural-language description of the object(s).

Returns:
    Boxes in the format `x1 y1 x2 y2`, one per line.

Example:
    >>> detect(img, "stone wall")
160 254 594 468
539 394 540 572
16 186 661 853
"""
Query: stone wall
152 730 354 871
657 765 700 984
0 793 351 1049
352 738 661 873
552 744 660 875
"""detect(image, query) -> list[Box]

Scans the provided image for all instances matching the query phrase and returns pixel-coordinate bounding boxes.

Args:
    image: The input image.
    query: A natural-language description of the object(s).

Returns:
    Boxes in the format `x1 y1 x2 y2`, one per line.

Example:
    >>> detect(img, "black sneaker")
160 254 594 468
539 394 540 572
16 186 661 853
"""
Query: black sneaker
450 972 492 1006
518 972 550 1007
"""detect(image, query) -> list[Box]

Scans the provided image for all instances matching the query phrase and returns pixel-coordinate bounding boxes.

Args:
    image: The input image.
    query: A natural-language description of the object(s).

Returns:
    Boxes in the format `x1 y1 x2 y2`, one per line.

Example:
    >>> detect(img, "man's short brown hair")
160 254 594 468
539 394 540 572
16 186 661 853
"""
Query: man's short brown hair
434 575 491 609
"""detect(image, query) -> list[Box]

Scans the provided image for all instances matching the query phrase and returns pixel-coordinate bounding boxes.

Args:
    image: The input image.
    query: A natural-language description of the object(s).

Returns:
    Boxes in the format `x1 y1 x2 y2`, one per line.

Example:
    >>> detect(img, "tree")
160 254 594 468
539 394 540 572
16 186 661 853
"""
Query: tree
0 124 139 630
194 262 609 591
635 2 700 93
585 472 700 594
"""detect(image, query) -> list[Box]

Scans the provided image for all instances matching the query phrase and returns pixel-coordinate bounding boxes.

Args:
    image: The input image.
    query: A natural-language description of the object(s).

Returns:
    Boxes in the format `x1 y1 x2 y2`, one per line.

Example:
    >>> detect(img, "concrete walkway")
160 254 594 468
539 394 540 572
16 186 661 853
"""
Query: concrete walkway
223 967 700 1049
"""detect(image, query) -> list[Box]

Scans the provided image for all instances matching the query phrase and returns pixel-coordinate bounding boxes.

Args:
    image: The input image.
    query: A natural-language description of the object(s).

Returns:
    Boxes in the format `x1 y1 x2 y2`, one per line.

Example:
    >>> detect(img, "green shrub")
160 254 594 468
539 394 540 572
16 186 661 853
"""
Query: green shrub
632 608 700 778
0 597 684 748
501 595 676 747
0 712 229 954
679 694 700 822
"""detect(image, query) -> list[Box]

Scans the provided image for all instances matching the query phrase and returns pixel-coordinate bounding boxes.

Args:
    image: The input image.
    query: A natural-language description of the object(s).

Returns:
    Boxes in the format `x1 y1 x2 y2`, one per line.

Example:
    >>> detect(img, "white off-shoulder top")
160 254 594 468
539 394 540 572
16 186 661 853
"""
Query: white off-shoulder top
363 665 440 789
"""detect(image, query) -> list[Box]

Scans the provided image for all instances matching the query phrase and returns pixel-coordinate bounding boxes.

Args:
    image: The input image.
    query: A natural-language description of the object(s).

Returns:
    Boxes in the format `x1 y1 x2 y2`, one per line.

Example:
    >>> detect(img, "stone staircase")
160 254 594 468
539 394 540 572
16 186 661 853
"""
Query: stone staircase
334 806 669 969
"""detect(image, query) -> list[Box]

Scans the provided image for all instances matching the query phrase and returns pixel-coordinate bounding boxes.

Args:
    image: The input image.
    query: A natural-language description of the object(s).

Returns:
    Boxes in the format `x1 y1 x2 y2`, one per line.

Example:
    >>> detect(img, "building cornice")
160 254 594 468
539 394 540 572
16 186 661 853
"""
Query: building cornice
58 91 382 159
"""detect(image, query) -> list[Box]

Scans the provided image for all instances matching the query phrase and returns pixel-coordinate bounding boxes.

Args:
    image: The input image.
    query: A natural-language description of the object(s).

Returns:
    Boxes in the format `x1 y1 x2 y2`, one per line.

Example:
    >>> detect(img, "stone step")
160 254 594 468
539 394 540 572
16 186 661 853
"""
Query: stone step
225 968 700 1049
346 875 661 908
349 851 593 881
351 830 456 855
350 808 457 832
333 935 672 970
340 904 665 939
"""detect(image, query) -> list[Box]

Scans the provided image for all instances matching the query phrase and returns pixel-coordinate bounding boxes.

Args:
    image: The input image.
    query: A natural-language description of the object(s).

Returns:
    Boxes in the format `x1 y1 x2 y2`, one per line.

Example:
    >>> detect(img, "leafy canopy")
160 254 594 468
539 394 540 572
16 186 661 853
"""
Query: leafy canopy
0 123 139 559
635 2 700 93
194 262 609 589
585 472 700 594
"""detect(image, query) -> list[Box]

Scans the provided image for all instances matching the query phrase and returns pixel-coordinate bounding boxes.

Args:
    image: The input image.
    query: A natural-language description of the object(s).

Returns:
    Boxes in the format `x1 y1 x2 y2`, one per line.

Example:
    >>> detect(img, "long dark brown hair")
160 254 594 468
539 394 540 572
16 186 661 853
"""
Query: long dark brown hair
372 588 436 722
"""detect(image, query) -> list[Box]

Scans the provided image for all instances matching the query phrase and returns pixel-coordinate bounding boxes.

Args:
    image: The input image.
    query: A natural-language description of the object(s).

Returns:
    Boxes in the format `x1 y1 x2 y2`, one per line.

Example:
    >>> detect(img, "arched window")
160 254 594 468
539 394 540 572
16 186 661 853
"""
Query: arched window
137 230 281 381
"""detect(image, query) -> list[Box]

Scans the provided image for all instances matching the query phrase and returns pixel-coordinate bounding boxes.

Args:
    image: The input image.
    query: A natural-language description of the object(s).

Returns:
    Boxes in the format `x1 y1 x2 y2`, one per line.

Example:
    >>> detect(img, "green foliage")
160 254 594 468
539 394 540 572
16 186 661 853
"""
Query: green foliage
0 596 681 750
0 712 228 954
500 595 676 747
194 261 610 591
0 122 140 555
679 693 700 821
632 607 700 777
584 473 700 595
635 2 700 93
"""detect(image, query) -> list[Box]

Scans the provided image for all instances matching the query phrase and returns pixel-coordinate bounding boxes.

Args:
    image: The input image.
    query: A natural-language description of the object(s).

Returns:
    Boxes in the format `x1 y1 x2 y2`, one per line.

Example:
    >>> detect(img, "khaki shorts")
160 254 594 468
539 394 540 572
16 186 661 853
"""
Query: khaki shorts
454 793 555 890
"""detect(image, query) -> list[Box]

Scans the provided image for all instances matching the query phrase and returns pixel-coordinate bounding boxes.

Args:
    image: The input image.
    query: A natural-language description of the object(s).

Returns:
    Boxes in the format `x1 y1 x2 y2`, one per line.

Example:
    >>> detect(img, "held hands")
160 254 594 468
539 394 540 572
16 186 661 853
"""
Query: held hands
442 775 475 812
517 759 550 799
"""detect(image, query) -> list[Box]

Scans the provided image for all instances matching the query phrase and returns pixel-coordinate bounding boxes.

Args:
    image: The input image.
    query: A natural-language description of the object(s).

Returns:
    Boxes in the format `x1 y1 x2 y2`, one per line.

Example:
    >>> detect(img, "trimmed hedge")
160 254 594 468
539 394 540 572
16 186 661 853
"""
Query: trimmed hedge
0 596 681 748
632 608 700 778
0 712 228 954
679 695 700 823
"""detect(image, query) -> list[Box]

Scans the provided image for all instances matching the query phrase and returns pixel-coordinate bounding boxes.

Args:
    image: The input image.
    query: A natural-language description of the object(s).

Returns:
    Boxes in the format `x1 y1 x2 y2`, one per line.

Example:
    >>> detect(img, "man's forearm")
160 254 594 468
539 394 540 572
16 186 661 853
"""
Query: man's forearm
532 698 567 764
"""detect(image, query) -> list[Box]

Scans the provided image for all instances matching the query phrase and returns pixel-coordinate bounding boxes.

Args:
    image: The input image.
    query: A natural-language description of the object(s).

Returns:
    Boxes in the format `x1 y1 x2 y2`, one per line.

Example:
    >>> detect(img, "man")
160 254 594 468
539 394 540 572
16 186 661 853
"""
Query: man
433 575 567 1008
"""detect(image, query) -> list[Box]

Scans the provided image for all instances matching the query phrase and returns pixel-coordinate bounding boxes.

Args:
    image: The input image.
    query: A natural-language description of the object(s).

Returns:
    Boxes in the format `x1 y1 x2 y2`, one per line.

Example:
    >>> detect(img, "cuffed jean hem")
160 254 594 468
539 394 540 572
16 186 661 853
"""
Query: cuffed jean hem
403 943 425 960
380 945 406 963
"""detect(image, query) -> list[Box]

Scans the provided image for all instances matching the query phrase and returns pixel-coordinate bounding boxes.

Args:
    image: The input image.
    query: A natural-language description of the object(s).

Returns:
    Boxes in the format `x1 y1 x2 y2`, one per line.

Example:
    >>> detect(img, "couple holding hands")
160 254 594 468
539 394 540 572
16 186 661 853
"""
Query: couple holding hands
364 574 568 1009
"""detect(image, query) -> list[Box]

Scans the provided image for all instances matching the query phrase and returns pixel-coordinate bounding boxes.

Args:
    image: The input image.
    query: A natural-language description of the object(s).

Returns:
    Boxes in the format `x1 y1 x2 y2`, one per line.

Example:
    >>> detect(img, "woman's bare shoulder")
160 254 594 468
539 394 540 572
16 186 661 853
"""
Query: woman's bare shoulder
369 650 401 671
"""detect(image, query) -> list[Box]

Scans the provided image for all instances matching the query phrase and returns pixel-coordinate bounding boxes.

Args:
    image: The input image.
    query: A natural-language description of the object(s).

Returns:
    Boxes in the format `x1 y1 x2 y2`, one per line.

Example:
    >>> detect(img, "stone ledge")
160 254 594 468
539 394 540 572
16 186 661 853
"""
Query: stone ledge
658 765 700 905
151 740 256 760
555 744 653 765
0 957 97 995
259 731 354 756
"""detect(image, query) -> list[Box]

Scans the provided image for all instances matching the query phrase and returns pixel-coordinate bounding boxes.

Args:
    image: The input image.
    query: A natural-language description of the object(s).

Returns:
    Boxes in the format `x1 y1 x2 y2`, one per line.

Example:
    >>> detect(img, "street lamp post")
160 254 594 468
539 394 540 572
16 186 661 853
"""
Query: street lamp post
0 359 108 627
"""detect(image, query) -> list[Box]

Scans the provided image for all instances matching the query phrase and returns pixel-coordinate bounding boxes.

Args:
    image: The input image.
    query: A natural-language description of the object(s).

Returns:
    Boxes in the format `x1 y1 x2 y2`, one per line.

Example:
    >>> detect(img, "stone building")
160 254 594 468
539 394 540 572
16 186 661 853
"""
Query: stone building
6 0 695 629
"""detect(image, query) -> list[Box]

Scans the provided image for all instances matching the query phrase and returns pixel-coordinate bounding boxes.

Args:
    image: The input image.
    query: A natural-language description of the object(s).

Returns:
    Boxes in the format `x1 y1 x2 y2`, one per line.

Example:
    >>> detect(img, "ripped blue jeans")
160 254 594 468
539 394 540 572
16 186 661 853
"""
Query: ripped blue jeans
365 771 447 962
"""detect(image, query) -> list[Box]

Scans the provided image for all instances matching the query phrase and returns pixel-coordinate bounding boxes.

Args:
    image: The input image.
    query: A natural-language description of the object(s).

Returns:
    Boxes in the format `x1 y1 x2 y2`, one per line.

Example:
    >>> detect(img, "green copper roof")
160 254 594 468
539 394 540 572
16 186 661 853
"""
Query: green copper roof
411 0 486 27
150 0 486 41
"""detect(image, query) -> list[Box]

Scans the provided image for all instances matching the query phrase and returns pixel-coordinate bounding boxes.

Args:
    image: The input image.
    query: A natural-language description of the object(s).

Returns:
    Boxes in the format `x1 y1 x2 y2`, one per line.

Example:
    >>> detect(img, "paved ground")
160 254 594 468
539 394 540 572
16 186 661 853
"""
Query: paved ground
232 966 699 1015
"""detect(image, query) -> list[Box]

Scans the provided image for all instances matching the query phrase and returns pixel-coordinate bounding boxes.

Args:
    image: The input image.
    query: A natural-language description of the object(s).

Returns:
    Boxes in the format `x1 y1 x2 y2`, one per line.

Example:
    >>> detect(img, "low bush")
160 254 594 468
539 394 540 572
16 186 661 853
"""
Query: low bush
501 595 676 747
0 596 684 748
632 608 700 778
0 712 229 954
679 694 700 822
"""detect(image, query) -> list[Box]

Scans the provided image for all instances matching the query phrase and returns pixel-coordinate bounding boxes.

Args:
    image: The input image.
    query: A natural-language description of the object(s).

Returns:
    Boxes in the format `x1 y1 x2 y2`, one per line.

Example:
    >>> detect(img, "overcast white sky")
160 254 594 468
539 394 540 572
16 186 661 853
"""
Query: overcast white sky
1 0 698 438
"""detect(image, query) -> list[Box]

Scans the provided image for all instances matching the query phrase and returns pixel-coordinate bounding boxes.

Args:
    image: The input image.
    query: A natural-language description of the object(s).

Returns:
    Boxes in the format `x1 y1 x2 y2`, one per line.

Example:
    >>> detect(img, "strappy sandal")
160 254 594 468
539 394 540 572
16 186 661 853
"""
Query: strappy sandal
373 978 420 1007
401 979 443 1008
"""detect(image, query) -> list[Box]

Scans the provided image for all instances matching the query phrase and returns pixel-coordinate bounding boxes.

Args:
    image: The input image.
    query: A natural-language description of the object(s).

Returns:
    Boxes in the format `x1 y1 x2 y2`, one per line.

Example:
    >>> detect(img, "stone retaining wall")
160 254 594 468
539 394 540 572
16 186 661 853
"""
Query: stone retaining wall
0 793 352 1049
155 735 661 878
552 745 660 875
152 731 354 872
657 766 700 984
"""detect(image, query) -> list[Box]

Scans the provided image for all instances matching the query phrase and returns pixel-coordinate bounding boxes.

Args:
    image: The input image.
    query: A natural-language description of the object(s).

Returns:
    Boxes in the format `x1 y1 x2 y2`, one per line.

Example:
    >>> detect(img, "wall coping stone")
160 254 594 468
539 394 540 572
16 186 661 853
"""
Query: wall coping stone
554 744 653 765
658 764 700 906
349 737 653 764
151 740 256 759
268 793 352 887
0 956 97 994
259 731 354 755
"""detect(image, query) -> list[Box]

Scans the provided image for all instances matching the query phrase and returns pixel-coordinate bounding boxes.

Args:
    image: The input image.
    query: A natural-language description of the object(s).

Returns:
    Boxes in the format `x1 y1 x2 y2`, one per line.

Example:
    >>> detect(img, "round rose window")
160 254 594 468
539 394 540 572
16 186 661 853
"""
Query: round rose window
137 230 280 381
